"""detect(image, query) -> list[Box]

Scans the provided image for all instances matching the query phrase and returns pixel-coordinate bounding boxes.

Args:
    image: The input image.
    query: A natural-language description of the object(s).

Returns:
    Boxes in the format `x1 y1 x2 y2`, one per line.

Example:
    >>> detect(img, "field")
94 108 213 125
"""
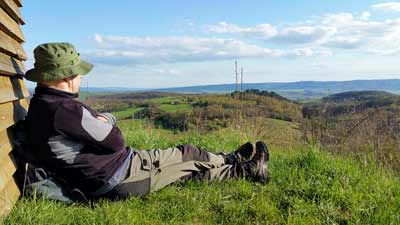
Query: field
2 93 400 224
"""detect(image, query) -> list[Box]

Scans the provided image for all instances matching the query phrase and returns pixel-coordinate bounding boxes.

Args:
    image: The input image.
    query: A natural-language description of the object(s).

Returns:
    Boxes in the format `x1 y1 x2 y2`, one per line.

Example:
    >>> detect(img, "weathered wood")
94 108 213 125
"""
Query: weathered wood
0 6 24 42
0 29 26 60
0 153 17 194
0 52 26 76
0 176 19 217
0 76 30 104
0 98 28 132
0 0 25 25
0 129 13 160
0 0 24 218
12 0 20 7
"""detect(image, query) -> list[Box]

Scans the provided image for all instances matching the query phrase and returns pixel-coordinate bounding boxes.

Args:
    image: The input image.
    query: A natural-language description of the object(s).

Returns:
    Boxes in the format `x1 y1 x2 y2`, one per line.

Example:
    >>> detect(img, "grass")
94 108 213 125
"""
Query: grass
147 96 184 104
159 103 192 112
110 100 192 120
2 119 400 224
112 107 144 120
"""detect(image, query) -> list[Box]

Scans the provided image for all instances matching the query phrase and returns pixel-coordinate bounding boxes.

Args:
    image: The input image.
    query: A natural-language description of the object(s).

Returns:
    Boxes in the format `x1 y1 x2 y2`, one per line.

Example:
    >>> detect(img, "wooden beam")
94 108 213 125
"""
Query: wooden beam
0 176 20 218
0 0 25 25
12 0 20 7
0 76 30 104
0 29 26 60
0 129 13 160
0 52 26 76
0 6 24 42
0 153 17 194
0 98 28 132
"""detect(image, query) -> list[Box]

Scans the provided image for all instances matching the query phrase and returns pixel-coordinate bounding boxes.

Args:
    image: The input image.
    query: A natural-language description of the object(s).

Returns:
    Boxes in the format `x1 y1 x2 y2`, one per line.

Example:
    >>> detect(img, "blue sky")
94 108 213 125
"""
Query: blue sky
22 1 400 88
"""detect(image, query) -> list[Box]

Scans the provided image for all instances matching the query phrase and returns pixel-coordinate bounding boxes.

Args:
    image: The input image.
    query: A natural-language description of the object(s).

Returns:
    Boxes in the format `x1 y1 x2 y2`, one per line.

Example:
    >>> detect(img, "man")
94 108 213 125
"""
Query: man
25 42 270 200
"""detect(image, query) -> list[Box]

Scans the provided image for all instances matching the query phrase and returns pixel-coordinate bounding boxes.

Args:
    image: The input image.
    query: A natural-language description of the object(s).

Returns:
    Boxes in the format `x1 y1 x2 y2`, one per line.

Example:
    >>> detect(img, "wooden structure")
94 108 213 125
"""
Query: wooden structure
0 0 29 217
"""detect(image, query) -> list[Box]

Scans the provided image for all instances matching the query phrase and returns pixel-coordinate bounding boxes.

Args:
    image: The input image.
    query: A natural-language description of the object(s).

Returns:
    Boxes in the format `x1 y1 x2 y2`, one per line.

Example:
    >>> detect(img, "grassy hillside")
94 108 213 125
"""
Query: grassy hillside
302 91 400 175
3 91 400 224
322 91 397 104
3 120 399 224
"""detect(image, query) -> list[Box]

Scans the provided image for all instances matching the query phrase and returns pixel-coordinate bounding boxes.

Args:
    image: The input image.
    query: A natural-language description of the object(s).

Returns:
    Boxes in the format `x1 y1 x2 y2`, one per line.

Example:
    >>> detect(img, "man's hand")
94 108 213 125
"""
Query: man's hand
96 113 117 125
96 115 109 123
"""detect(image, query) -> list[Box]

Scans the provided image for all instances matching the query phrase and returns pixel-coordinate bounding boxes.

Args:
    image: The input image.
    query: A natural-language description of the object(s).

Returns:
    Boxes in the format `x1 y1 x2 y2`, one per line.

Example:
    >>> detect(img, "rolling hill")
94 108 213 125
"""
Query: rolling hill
153 79 400 100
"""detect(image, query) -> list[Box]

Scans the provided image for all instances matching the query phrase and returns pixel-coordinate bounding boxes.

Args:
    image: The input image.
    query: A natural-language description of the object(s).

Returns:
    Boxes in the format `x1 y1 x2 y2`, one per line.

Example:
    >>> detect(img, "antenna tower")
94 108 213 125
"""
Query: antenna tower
241 67 243 92
235 61 238 92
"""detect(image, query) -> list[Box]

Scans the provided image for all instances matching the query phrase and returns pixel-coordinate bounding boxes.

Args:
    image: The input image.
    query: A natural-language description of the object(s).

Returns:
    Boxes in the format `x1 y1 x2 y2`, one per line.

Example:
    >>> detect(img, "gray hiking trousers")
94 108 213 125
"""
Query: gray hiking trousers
105 144 234 199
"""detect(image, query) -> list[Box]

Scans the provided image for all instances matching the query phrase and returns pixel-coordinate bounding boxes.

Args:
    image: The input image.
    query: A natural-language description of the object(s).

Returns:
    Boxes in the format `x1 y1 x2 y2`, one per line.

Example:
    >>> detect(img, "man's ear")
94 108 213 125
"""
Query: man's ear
63 75 77 83
64 76 74 81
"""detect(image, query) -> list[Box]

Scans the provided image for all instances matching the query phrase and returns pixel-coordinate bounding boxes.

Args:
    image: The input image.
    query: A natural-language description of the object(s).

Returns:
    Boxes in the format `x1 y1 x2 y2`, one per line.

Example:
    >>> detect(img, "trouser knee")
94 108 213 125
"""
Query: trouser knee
177 144 210 162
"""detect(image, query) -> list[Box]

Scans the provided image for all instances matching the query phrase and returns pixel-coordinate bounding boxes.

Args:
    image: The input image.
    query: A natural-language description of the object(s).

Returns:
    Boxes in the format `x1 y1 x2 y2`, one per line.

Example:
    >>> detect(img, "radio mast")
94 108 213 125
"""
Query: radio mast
235 61 238 92
241 67 243 92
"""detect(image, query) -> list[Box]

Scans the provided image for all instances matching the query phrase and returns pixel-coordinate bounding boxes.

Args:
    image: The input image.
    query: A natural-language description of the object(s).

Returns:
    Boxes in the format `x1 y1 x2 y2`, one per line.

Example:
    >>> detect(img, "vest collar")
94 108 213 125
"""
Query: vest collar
34 86 79 99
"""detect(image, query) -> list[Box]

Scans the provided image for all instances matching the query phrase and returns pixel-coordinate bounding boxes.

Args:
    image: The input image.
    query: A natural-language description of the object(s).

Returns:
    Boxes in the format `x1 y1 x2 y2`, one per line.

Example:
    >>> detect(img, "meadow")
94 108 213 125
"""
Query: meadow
2 93 400 225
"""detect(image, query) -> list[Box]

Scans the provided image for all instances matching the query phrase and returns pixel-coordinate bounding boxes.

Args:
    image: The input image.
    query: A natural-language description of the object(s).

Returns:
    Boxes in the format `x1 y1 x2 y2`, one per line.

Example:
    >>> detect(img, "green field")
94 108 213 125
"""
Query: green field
147 96 184 104
112 107 144 120
3 117 400 225
104 96 193 120
159 103 192 112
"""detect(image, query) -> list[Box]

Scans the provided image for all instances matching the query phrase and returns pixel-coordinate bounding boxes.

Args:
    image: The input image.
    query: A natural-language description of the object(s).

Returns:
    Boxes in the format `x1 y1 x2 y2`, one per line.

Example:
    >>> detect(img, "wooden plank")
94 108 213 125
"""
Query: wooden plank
0 0 25 25
0 129 13 159
0 29 26 60
0 98 28 132
0 6 24 42
0 52 26 76
0 176 20 218
12 0 20 7
0 76 30 104
0 153 17 194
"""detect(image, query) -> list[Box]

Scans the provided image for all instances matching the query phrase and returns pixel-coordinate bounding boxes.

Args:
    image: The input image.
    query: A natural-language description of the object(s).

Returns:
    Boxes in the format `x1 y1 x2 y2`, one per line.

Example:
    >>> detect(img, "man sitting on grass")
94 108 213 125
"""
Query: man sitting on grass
24 42 270 200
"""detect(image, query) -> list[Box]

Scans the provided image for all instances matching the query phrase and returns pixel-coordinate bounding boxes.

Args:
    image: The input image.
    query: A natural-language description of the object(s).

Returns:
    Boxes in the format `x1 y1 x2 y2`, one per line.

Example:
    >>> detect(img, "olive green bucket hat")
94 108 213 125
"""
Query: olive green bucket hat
25 42 93 82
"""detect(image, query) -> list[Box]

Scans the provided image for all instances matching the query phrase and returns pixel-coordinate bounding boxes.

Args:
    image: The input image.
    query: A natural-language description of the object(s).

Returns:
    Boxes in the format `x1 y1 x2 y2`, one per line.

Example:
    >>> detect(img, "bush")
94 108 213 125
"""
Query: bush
135 105 164 120
155 111 190 131
301 104 400 174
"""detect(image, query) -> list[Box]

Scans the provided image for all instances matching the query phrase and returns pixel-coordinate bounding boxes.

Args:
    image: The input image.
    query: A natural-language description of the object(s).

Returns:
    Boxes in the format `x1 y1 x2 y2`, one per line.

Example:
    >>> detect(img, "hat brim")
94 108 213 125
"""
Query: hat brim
25 60 93 82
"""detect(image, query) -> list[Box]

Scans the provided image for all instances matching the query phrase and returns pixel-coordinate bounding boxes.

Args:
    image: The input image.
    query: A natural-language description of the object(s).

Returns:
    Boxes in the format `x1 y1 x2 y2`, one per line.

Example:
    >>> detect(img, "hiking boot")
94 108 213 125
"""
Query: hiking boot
224 142 256 164
232 141 270 183
255 140 270 163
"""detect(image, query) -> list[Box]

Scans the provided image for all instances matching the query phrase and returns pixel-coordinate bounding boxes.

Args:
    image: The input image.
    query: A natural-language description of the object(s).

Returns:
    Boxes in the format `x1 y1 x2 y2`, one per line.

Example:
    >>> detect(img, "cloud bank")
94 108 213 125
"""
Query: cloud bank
373 2 400 12
88 34 328 65
87 3 400 67
206 12 400 55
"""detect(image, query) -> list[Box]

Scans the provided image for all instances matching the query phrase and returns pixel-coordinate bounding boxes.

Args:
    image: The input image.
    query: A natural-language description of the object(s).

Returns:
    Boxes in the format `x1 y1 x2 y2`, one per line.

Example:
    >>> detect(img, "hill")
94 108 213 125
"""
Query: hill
4 90 400 224
4 120 399 224
153 79 400 100
29 79 400 101
301 90 400 175
303 90 400 118
322 90 397 103
86 90 302 131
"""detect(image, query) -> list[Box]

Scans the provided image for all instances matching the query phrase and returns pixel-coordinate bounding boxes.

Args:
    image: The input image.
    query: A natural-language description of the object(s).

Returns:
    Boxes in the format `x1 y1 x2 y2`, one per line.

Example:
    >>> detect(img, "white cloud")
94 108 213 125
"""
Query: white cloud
87 34 328 66
372 2 400 12
205 22 277 39
324 36 363 49
206 22 333 44
91 8 400 67
271 26 335 44
360 11 371 20
206 11 400 55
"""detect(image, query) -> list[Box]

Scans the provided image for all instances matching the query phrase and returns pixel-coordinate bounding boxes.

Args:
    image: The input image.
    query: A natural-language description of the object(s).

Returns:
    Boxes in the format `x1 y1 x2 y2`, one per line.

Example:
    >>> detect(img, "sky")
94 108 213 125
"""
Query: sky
21 0 400 88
